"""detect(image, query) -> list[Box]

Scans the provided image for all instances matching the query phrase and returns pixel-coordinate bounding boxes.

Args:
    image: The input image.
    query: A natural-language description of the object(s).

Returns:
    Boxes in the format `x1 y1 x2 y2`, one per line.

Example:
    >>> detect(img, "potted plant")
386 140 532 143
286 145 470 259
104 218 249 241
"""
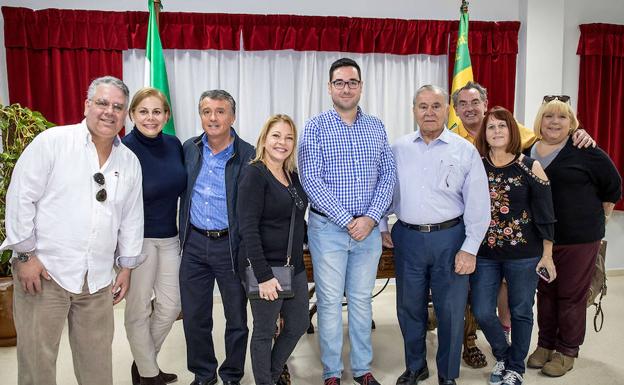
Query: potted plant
0 103 54 346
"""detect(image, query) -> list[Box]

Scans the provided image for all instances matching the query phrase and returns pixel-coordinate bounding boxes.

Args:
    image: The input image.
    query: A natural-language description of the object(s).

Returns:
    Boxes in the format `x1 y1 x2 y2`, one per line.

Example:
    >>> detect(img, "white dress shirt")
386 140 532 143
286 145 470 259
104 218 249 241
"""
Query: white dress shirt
1 121 144 294
380 128 490 255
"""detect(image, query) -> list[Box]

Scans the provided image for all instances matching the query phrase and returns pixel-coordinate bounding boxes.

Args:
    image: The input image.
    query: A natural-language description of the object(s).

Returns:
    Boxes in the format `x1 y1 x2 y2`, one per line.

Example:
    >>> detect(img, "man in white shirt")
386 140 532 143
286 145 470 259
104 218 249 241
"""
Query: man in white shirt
1 76 144 385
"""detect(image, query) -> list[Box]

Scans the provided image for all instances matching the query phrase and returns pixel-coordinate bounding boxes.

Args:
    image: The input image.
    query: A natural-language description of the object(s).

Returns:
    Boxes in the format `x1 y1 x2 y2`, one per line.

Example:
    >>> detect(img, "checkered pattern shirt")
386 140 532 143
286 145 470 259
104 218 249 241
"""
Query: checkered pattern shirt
298 107 396 227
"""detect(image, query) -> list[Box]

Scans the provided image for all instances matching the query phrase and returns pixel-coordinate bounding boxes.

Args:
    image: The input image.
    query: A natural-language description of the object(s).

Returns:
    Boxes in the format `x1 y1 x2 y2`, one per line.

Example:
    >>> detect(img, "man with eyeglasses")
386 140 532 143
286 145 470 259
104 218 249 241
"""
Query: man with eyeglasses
451 81 594 149
380 85 490 385
449 81 595 370
298 57 396 385
1 76 144 385
178 90 254 385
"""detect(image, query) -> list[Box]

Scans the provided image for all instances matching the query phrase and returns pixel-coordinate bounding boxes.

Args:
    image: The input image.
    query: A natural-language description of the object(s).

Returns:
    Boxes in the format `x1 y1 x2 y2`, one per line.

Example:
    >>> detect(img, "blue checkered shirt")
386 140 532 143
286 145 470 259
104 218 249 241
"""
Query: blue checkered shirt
298 107 396 227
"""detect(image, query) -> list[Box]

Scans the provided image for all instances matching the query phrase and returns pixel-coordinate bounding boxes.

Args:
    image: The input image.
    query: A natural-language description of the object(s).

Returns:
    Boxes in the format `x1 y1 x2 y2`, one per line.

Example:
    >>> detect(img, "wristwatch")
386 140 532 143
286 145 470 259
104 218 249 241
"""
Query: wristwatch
16 251 35 263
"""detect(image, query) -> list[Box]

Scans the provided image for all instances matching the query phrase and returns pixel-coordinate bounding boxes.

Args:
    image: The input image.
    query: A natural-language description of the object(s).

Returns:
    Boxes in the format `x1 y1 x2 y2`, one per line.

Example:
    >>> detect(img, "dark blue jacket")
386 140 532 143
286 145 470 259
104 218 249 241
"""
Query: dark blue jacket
179 129 255 270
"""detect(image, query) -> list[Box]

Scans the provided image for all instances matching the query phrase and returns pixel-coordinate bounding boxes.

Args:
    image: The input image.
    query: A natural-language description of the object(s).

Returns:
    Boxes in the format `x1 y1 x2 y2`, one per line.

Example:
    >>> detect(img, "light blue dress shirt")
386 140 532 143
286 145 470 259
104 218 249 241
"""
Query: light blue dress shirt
381 128 490 255
190 135 233 230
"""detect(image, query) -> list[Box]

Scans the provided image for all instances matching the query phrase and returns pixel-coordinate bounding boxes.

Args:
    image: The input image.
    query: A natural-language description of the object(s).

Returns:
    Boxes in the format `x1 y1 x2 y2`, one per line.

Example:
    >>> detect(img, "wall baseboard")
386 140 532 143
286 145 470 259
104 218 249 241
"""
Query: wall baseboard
607 269 624 277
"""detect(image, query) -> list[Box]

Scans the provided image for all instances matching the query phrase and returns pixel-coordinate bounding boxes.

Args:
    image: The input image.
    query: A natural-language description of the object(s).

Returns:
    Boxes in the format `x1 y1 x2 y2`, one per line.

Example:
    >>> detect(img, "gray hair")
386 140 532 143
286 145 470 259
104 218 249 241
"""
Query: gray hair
450 81 488 106
413 84 449 106
198 90 236 115
86 76 130 104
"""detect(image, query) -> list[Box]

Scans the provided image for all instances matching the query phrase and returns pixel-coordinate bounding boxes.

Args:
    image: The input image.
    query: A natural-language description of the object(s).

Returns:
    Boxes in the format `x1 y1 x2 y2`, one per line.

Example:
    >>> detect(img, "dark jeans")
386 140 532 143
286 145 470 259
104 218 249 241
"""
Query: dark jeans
470 256 539 374
537 241 600 357
179 230 249 382
392 220 468 380
249 271 310 385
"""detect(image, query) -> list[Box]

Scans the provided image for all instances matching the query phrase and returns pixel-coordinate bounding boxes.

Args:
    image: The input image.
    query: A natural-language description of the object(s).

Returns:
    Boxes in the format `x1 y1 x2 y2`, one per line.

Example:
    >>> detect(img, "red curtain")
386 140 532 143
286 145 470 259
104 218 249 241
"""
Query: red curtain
3 6 519 127
577 23 624 209
449 21 520 113
3 7 125 126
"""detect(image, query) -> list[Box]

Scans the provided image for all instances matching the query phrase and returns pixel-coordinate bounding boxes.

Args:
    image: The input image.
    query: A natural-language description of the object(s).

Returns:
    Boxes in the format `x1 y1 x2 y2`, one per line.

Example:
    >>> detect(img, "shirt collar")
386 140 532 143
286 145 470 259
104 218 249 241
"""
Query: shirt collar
81 119 121 147
455 122 476 144
202 131 234 157
330 105 363 124
414 126 451 144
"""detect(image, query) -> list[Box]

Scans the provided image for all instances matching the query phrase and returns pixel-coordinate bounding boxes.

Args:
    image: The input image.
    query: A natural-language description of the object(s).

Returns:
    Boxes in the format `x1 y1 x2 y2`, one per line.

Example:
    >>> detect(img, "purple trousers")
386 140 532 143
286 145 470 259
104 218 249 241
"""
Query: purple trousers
536 241 600 357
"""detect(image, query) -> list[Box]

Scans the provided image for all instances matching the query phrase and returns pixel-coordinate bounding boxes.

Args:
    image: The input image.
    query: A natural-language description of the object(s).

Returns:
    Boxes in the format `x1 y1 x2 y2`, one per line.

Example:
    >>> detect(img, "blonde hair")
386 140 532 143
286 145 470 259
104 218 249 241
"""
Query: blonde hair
128 87 171 121
533 99 579 139
251 114 298 174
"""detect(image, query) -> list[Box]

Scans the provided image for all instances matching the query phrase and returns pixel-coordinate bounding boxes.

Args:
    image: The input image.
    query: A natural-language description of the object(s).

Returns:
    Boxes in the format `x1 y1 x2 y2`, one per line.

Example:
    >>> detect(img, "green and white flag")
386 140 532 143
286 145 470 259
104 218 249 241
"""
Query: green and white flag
145 0 175 135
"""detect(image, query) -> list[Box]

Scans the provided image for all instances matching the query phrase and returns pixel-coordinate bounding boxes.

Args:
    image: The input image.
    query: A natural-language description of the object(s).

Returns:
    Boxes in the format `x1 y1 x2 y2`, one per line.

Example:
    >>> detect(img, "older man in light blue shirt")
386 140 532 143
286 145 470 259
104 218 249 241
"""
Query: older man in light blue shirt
381 85 490 385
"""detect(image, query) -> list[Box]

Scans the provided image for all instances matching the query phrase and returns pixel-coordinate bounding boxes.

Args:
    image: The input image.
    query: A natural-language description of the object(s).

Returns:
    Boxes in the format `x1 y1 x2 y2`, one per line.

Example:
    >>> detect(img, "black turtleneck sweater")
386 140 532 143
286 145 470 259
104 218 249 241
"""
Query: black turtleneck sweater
122 128 186 238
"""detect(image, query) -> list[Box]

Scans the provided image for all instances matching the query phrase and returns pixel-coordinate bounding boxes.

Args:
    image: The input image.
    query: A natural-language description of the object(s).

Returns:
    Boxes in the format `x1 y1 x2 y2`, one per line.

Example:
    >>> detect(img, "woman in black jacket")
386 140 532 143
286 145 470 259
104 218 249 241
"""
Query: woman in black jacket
237 114 309 385
527 96 622 377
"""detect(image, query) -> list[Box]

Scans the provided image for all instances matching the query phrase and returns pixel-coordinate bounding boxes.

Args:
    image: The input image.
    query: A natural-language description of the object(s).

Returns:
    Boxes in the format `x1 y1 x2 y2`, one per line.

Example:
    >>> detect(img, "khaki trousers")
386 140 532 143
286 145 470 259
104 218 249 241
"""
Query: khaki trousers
13 275 114 385
124 237 181 376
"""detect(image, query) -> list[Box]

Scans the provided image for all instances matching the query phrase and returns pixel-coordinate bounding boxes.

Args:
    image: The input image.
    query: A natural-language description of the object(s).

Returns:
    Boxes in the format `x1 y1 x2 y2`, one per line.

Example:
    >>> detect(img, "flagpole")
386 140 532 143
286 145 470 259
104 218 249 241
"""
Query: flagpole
154 0 161 28
447 0 474 132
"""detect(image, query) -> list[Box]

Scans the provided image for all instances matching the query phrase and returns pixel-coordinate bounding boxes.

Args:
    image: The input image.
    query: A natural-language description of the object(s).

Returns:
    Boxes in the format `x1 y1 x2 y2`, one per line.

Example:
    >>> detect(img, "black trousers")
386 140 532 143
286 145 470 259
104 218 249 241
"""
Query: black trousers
179 229 249 382
249 271 310 385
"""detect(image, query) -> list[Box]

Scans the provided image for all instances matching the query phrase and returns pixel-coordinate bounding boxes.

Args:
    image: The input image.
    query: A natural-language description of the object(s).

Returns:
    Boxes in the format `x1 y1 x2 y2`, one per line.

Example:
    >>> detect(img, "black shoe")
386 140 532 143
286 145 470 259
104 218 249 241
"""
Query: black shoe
223 381 240 385
132 362 140 385
396 366 429 385
159 370 178 384
438 377 457 385
190 378 217 385
353 373 381 385
140 375 166 385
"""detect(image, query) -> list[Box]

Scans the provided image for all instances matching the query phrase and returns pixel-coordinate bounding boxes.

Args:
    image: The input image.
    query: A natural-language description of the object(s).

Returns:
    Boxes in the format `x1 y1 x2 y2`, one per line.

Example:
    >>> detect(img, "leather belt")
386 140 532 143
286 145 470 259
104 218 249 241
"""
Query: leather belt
310 207 362 219
399 217 461 233
191 225 229 239
309 207 327 217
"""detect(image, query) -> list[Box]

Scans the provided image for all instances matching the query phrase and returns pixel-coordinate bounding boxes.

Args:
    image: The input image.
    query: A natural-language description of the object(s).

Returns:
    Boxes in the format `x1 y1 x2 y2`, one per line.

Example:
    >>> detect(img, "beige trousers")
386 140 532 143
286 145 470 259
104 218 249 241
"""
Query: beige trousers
124 237 181 377
13 275 114 385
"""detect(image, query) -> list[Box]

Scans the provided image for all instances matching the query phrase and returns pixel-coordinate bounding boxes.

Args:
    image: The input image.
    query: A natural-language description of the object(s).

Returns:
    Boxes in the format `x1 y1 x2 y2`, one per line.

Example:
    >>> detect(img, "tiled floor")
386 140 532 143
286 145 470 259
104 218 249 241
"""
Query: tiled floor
1 276 624 385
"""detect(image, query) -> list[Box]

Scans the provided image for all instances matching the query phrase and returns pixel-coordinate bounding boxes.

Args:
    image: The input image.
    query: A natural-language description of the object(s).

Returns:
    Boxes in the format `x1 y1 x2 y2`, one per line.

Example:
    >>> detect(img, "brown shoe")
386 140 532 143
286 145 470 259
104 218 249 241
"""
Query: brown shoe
541 351 574 377
527 346 553 369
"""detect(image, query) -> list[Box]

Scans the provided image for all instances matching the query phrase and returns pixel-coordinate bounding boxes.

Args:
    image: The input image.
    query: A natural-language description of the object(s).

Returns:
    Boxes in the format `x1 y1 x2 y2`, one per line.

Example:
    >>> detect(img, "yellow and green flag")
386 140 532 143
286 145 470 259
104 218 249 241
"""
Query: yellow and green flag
145 0 175 135
448 3 473 131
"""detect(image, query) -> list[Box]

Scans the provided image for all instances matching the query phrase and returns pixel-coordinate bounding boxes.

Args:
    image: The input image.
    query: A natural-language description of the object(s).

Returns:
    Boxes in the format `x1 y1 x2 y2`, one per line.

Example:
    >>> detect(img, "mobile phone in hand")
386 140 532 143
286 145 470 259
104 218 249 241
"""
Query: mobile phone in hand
537 267 550 281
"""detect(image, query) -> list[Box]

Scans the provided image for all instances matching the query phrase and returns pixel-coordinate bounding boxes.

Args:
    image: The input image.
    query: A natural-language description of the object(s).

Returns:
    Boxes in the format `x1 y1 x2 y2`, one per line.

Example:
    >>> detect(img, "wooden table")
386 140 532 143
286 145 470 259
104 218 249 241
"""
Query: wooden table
302 248 395 333
303 247 396 282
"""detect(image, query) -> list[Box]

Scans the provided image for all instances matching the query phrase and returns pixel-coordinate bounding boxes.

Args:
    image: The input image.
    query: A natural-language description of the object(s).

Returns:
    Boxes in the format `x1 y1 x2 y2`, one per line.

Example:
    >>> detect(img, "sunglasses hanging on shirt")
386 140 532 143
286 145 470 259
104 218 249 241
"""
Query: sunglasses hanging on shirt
93 172 107 202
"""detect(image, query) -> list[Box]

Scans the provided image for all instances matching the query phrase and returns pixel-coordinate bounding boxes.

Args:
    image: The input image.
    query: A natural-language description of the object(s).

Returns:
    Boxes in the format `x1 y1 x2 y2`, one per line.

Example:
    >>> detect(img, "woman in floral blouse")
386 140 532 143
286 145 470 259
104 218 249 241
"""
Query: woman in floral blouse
471 106 557 385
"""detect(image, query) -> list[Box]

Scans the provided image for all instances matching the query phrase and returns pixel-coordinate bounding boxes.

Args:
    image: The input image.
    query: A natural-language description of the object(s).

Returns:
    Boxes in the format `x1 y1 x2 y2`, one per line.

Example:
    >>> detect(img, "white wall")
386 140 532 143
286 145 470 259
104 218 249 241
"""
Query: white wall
0 0 622 268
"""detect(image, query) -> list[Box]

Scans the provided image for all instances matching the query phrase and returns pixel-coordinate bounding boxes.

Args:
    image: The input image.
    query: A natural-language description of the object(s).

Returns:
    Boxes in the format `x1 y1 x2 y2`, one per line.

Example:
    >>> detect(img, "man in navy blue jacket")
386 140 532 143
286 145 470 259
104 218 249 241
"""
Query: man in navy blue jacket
179 90 255 385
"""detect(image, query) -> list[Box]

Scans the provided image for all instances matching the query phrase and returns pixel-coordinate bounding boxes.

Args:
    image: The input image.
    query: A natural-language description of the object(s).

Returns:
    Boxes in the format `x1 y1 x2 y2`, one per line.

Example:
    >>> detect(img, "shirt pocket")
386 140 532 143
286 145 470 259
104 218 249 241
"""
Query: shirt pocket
437 159 463 191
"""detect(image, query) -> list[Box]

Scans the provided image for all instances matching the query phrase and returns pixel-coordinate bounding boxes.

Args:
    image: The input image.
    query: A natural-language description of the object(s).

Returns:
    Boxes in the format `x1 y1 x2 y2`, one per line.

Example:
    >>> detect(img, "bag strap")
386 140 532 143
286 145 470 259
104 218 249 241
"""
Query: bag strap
285 202 296 266
592 289 605 332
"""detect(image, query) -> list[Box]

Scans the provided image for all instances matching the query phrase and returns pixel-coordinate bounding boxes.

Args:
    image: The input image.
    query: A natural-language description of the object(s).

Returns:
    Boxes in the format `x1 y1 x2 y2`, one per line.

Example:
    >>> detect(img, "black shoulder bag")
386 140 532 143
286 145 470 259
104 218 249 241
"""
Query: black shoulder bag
244 203 296 300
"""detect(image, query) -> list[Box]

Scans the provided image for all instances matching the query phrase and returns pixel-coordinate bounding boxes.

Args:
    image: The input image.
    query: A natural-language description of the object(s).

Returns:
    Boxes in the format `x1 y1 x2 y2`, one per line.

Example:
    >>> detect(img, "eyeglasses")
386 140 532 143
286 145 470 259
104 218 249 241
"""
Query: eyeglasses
331 80 361 90
287 185 305 210
91 98 126 114
93 172 107 202
542 95 571 104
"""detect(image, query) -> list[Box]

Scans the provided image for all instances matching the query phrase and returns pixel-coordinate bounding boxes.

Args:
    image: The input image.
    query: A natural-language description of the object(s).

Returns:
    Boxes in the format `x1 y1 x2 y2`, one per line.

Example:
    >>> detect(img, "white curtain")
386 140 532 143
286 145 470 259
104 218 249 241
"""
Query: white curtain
123 49 448 144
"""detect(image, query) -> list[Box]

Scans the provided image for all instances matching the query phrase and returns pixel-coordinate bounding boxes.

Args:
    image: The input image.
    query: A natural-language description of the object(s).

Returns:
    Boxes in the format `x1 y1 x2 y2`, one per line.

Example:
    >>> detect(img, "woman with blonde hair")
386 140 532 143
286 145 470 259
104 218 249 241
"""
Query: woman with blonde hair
527 96 621 377
237 114 309 385
123 87 186 385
